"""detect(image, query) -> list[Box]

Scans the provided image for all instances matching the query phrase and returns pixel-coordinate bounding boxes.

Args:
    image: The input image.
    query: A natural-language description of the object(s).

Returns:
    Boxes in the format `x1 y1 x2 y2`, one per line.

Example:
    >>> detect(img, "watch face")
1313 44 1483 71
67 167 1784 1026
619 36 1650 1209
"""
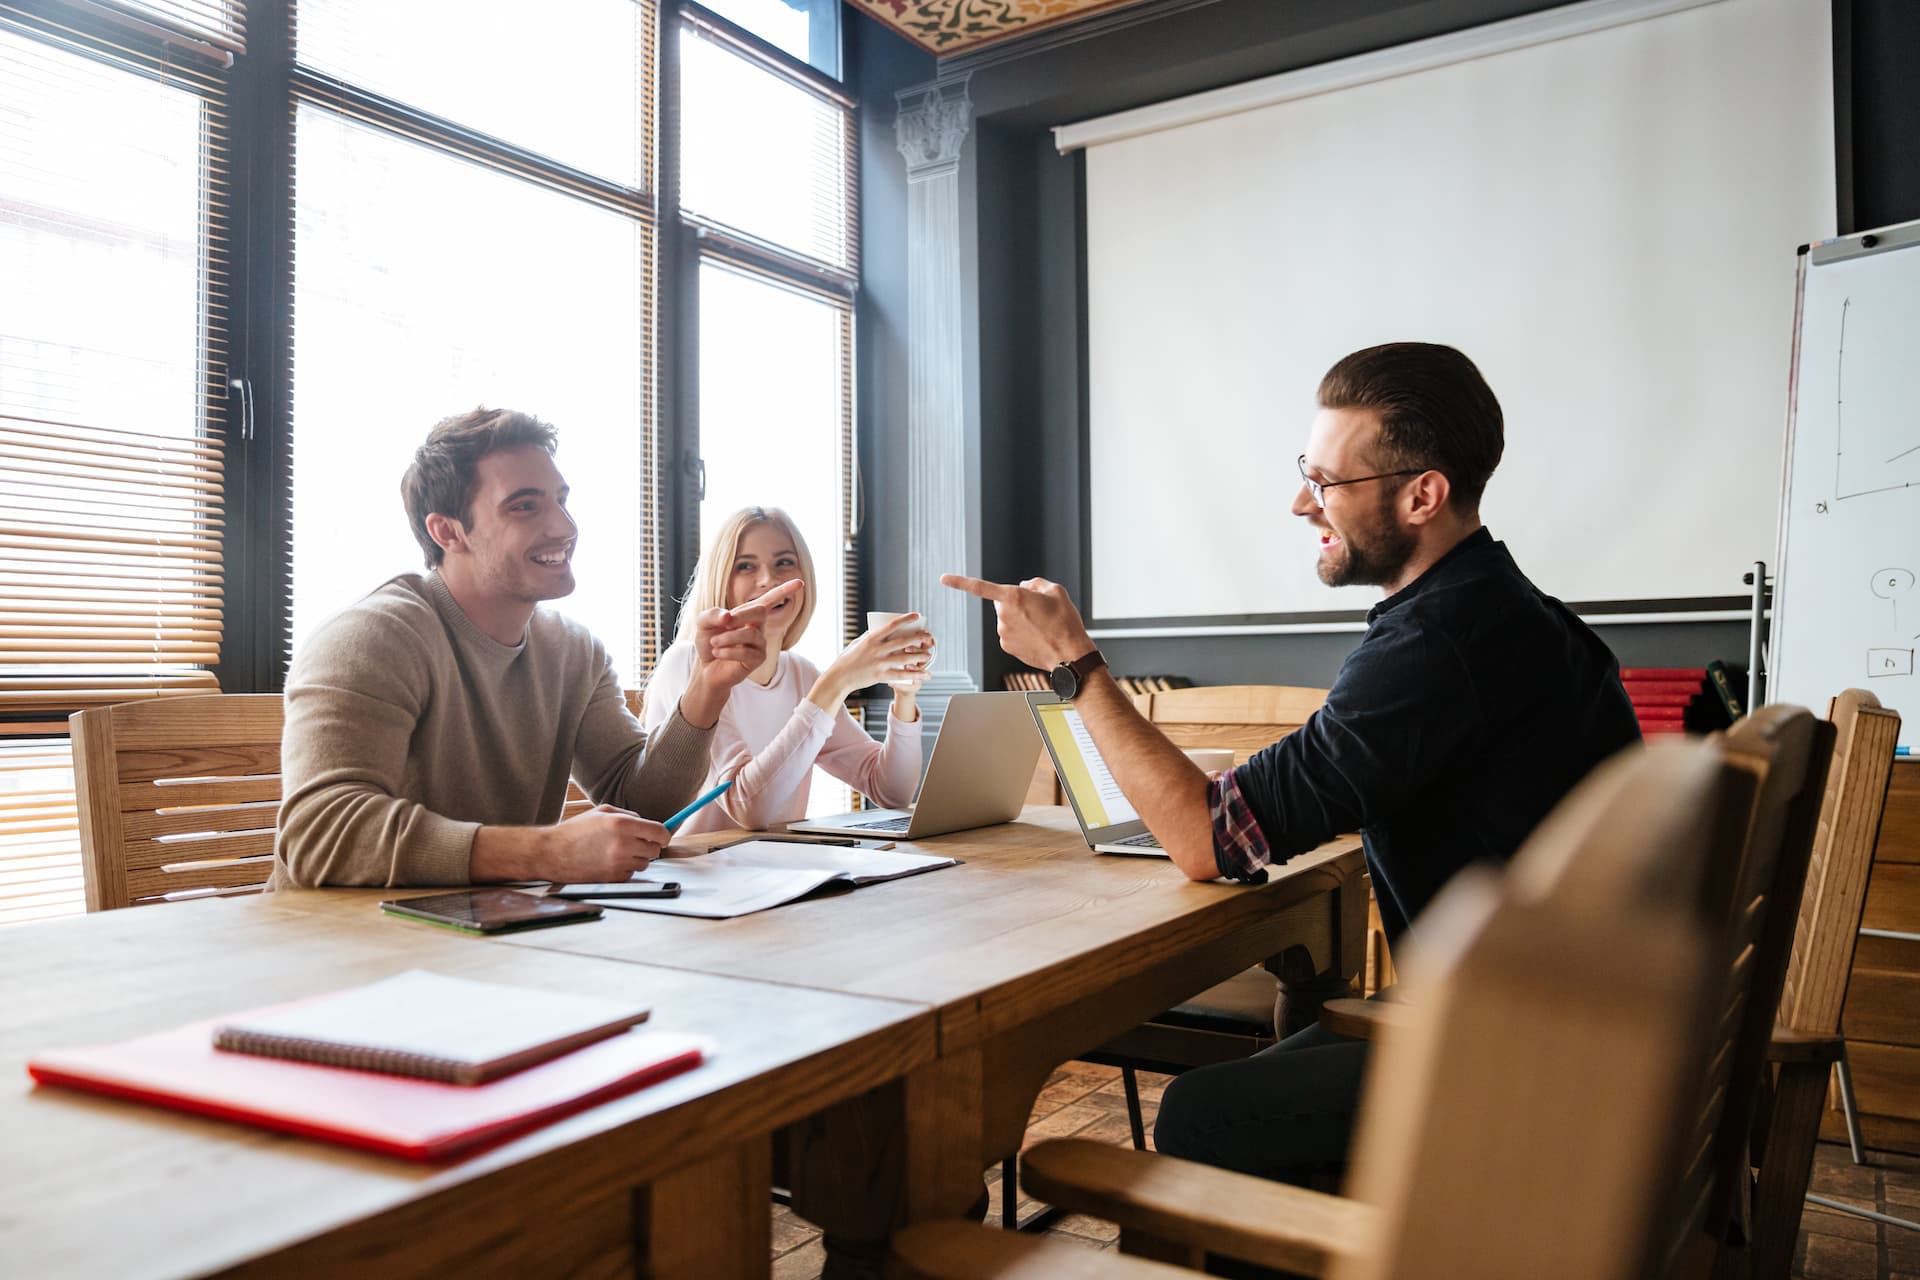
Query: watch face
1049 663 1078 699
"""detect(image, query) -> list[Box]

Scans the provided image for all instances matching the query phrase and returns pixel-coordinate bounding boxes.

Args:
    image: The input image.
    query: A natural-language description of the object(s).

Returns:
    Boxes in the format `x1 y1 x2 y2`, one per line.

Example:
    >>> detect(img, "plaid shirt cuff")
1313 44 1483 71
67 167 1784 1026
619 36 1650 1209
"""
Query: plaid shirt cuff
1209 768 1272 884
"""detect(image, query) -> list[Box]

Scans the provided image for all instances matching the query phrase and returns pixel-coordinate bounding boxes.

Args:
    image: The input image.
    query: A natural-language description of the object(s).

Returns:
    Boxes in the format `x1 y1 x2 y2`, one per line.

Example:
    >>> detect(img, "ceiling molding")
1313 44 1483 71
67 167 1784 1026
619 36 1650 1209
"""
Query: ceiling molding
844 0 1168 57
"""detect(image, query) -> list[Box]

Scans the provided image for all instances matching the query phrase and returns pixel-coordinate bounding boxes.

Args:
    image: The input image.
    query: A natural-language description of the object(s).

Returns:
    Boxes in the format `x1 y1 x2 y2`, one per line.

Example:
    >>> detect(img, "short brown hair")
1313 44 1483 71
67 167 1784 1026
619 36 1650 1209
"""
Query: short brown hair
401 407 559 567
1317 343 1504 512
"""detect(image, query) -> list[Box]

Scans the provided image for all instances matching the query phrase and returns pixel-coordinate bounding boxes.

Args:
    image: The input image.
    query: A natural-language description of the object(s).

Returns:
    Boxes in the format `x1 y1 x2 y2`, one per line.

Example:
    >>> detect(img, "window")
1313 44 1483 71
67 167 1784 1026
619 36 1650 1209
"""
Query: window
691 0 837 78
679 11 856 272
679 6 859 809
695 258 854 679
0 4 234 920
0 0 861 924
286 0 659 689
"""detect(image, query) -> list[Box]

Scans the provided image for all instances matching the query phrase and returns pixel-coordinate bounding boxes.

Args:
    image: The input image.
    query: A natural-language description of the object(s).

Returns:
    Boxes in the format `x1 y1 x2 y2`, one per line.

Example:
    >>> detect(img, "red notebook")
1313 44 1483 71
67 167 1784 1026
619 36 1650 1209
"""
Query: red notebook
28 1016 707 1161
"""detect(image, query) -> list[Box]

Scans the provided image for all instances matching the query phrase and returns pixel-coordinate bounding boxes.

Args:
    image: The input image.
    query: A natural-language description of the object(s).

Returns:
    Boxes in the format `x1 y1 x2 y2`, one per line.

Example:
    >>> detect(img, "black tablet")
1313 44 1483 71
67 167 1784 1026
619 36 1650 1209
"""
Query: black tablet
379 888 604 934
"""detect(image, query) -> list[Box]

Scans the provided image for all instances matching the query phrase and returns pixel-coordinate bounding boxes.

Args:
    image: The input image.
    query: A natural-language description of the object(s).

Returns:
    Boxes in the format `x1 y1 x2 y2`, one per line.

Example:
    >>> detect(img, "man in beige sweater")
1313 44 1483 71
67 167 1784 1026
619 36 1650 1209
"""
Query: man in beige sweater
274 407 795 888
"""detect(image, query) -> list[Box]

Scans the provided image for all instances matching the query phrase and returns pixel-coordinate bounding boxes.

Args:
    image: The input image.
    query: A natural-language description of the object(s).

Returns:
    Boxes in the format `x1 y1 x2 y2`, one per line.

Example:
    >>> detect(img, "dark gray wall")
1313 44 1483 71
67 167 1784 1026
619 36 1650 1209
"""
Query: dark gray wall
849 18 934 621
852 0 1920 690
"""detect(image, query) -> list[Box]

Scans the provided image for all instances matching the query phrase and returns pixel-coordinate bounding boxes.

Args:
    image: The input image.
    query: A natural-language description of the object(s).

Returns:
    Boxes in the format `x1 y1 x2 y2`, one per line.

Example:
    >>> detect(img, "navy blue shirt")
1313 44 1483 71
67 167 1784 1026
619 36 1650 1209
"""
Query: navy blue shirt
1213 528 1640 942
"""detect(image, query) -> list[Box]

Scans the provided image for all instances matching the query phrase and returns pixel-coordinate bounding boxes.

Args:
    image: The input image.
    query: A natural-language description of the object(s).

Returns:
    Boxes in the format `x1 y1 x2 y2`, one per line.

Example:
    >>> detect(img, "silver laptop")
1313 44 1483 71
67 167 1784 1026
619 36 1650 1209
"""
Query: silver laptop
786 691 1042 840
1026 692 1168 857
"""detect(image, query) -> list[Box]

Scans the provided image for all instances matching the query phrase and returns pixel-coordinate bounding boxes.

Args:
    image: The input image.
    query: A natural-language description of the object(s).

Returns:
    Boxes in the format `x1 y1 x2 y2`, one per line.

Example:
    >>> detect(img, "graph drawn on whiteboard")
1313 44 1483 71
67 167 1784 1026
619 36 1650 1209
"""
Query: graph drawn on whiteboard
1771 220 1920 754
1830 298 1920 504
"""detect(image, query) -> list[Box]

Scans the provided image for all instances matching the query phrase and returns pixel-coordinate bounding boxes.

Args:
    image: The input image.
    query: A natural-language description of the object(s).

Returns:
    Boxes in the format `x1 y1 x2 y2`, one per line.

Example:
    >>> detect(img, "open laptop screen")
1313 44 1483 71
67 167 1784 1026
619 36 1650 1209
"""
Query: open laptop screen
1031 698 1141 833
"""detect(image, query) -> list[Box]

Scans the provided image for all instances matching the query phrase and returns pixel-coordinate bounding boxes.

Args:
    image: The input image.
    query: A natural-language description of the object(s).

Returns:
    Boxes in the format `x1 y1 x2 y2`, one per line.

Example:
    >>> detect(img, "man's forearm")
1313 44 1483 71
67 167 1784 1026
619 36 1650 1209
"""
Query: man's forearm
1072 671 1219 879
469 824 553 882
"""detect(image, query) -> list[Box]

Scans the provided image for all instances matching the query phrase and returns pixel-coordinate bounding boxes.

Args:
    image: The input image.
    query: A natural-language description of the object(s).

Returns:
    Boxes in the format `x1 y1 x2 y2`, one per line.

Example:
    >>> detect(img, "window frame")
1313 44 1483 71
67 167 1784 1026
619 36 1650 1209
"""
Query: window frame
667 0 861 648
0 0 861 924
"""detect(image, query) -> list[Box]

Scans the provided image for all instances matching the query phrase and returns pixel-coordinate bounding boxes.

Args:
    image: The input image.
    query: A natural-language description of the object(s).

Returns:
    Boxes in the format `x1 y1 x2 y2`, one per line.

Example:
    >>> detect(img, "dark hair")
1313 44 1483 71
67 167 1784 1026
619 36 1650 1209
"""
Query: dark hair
401 407 559 567
1317 343 1504 512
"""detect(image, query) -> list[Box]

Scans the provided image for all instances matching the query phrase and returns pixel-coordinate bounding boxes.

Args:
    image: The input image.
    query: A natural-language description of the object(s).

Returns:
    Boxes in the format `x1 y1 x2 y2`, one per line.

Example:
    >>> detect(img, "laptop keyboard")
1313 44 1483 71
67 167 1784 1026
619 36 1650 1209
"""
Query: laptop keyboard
1107 831 1163 849
846 816 913 833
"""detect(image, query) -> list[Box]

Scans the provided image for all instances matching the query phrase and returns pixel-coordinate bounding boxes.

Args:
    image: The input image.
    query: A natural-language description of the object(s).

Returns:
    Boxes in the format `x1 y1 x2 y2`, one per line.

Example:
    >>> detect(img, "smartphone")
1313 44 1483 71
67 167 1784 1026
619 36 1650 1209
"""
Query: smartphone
380 888 604 934
548 880 682 900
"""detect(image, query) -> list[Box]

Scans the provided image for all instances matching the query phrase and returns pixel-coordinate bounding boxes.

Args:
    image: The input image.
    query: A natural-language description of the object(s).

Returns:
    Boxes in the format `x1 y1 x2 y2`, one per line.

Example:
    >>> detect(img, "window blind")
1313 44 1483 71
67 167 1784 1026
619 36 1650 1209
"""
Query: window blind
0 738 82 924
0 9 230 718
679 8 857 279
75 0 244 57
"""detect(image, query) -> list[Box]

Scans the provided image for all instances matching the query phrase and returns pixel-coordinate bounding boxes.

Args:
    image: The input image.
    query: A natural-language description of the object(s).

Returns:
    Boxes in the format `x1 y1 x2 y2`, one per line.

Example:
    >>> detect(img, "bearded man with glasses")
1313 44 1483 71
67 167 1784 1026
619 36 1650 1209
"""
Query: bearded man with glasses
945 341 1638 1186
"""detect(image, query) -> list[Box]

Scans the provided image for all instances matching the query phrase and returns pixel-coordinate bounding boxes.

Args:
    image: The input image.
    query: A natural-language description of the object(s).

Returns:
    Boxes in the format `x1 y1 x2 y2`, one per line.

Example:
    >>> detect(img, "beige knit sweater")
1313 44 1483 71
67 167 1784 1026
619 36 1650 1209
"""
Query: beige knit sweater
273 573 710 887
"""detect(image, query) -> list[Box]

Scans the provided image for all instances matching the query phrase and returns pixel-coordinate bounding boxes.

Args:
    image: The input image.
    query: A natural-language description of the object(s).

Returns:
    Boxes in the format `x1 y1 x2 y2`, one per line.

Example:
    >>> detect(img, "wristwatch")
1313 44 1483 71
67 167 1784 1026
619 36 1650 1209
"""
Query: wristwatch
1049 649 1108 700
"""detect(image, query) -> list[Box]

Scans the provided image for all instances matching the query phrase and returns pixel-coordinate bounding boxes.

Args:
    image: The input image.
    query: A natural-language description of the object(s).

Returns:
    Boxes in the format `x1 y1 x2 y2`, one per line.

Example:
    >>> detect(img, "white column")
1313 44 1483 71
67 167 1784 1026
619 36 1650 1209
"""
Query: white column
895 74 978 713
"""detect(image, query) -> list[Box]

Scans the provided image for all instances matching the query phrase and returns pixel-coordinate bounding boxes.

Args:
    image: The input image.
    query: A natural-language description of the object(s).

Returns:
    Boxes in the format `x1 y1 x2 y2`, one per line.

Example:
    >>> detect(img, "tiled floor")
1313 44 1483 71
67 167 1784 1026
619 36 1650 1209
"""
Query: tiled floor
770 1060 1920 1278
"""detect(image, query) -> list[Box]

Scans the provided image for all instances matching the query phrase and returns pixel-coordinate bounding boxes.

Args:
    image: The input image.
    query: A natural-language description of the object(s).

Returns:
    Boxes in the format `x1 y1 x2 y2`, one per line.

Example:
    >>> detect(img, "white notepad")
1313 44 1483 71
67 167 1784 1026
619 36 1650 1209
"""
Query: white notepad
590 840 958 919
211 970 651 1085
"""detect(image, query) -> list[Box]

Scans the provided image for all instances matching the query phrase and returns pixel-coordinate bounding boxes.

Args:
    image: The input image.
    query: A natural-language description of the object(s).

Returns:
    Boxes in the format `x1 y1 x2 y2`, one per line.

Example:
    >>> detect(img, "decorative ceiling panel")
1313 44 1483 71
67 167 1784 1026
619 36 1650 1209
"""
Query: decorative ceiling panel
847 0 1159 55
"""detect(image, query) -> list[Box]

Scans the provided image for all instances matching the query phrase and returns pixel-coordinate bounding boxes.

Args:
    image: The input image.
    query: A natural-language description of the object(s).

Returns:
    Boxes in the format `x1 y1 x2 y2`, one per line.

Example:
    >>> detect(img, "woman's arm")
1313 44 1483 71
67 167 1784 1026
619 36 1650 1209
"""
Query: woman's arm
814 700 923 809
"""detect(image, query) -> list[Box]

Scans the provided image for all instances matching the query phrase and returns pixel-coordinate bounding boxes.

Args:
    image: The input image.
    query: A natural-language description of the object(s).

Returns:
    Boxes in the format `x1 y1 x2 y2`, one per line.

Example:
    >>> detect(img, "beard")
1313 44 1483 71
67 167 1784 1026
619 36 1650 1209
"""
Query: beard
1316 490 1418 588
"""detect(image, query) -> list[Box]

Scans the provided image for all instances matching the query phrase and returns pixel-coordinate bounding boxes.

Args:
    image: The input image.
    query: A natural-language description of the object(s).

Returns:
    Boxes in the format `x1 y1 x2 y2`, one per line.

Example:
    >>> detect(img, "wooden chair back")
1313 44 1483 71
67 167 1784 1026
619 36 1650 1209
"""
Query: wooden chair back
1652 703 1829 1272
1133 684 1328 765
1747 690 1900 1276
1777 689 1900 1036
70 695 284 910
1337 738 1738 1280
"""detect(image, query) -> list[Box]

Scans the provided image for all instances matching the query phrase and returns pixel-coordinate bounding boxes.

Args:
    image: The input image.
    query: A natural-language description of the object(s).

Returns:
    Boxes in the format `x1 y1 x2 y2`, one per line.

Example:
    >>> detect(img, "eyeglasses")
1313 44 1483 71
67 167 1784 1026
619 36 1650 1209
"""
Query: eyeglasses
1296 454 1425 509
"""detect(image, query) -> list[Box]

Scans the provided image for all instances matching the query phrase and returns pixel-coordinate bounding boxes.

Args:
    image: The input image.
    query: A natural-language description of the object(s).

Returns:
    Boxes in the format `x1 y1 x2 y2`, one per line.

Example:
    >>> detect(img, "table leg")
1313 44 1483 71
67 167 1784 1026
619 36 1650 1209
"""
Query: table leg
1266 871 1368 1036
788 1050 990 1280
635 1137 772 1280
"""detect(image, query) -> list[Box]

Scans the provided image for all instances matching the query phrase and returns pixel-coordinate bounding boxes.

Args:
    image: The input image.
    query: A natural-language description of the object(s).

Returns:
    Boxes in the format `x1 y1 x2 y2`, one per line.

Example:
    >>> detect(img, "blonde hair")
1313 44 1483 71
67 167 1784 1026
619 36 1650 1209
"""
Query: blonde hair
676 506 818 651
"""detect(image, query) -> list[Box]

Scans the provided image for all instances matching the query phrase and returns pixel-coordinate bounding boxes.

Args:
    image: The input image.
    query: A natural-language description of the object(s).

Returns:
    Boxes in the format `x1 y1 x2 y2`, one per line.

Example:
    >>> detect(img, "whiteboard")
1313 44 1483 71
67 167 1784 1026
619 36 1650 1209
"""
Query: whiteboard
1769 221 1920 752
1076 0 1833 624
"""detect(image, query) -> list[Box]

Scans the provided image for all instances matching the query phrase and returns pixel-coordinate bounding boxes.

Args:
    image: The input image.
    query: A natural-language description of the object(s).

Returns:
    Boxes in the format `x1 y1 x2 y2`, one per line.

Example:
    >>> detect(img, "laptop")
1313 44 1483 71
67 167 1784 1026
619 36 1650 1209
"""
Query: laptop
786 691 1042 840
1025 692 1168 857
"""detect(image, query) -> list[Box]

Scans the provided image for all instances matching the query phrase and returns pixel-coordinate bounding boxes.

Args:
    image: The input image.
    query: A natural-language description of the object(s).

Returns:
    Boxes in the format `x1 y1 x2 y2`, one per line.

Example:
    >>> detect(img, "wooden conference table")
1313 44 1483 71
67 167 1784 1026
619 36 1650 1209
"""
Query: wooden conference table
272 806 1368 1278
7 807 1363 1278
1 899 932 1279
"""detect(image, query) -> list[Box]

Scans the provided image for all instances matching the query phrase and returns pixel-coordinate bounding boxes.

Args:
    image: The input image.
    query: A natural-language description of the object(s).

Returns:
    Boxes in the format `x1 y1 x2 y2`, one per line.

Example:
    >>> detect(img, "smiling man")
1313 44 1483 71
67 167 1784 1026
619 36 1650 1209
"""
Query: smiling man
274 407 794 889
945 342 1638 1184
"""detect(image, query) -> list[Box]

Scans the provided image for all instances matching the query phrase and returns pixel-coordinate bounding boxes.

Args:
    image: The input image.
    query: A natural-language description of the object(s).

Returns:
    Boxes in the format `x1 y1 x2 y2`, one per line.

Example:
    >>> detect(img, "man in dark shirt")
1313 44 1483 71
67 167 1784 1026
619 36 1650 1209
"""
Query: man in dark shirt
944 342 1638 1184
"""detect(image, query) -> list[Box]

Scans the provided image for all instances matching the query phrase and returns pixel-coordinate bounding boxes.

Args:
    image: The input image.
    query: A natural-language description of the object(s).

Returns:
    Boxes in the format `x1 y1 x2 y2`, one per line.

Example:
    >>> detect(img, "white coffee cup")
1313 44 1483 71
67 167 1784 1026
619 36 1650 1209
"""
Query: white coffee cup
866 611 932 691
1182 748 1236 775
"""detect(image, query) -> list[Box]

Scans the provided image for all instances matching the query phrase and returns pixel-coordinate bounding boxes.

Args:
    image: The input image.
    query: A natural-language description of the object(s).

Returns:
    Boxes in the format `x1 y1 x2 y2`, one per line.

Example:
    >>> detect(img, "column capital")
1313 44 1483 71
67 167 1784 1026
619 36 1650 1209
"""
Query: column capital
894 73 973 180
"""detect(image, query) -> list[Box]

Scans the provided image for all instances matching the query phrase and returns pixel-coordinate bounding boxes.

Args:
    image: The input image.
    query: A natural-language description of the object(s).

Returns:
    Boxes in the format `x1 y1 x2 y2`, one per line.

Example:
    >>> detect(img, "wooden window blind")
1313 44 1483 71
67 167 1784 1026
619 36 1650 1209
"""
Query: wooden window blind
0 738 82 924
0 9 231 720
0 4 232 925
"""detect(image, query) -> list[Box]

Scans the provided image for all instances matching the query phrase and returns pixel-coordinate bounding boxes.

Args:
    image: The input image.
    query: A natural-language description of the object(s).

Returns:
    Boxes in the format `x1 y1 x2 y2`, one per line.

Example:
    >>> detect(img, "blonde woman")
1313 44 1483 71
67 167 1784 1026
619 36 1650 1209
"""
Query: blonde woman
641 506 933 835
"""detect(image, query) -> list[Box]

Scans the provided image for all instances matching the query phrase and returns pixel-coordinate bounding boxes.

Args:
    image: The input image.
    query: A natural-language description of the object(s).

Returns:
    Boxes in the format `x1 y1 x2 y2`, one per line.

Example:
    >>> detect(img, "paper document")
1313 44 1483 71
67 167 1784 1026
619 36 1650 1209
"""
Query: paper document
1064 709 1139 825
586 841 958 919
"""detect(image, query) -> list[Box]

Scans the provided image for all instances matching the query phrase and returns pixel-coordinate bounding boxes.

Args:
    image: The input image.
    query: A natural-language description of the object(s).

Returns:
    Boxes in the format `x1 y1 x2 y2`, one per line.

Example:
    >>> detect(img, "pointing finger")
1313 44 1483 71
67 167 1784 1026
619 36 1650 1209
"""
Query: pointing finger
730 579 804 626
941 573 1018 603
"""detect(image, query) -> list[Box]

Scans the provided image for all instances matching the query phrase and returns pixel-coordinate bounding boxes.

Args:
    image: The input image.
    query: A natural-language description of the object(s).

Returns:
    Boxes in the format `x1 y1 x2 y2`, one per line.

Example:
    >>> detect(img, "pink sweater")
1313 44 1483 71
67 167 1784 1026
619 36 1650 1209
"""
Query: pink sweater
640 642 923 835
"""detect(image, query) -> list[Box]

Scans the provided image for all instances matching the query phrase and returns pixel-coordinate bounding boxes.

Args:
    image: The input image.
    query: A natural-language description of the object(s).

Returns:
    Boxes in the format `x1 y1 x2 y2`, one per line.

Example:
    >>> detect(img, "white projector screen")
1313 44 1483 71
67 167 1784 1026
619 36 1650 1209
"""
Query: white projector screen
1076 0 1833 625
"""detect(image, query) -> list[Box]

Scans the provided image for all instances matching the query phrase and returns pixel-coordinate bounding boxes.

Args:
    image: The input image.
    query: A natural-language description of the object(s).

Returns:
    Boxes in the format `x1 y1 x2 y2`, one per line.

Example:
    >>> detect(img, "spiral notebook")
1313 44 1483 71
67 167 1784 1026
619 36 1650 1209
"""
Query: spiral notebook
211 970 651 1085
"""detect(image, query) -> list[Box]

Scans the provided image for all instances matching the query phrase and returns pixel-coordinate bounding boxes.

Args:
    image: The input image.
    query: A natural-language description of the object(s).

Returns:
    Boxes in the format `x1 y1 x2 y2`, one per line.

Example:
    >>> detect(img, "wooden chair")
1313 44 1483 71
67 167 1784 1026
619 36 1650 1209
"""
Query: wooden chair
894 733 1743 1280
71 693 609 910
903 703 1829 1278
1738 690 1901 1278
70 694 286 910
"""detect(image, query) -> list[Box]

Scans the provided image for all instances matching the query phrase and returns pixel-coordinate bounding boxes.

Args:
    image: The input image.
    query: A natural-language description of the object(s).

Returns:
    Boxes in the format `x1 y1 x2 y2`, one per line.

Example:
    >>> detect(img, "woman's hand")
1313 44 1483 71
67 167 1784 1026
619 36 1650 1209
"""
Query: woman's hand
808 614 934 711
